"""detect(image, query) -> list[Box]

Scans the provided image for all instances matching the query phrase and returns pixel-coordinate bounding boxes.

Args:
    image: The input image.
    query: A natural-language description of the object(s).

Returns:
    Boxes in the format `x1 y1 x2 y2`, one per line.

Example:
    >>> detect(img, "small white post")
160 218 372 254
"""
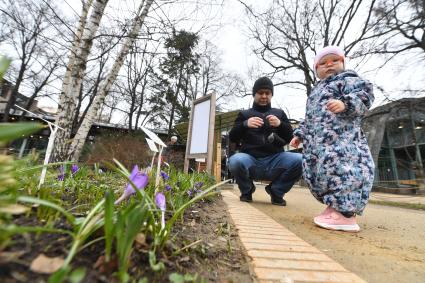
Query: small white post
14 105 63 190
38 123 59 188
145 137 159 170
155 145 163 189
18 138 28 159
141 127 167 191
150 153 156 169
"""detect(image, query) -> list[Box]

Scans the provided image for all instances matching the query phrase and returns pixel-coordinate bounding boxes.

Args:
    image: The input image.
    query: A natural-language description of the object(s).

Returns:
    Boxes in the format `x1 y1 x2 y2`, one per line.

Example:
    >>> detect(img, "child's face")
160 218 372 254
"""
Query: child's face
316 54 344 80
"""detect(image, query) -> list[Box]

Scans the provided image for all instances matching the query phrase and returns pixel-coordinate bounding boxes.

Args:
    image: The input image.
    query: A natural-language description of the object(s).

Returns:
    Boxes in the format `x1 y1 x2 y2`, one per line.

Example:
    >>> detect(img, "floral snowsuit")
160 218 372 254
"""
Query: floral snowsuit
294 70 375 215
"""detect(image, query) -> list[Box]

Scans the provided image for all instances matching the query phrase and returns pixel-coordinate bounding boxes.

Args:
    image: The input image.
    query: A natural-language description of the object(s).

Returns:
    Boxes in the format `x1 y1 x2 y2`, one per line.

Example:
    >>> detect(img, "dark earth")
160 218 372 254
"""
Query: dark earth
0 194 253 283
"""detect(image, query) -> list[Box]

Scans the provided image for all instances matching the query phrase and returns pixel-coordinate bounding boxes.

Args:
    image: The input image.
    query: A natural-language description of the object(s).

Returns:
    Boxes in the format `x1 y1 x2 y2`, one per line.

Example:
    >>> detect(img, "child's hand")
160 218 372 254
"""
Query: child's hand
290 137 301 148
327 99 345 113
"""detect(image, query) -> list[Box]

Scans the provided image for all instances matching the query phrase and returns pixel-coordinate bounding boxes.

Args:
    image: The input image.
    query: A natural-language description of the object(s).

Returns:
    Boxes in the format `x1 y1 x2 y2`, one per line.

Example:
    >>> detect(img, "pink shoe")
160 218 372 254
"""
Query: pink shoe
313 206 335 223
317 206 334 217
313 210 360 232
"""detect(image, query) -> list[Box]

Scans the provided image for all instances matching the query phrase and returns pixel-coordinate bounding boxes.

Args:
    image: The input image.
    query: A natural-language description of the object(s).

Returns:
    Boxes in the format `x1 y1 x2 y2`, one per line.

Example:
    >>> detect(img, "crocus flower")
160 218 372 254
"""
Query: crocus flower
115 165 149 205
71 164 79 175
195 182 203 189
165 184 172 191
155 192 166 229
160 171 169 181
58 166 65 181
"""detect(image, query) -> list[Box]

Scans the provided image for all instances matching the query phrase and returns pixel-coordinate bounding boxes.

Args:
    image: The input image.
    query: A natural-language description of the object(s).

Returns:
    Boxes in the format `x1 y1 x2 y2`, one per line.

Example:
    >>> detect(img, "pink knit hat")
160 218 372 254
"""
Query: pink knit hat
314 46 345 69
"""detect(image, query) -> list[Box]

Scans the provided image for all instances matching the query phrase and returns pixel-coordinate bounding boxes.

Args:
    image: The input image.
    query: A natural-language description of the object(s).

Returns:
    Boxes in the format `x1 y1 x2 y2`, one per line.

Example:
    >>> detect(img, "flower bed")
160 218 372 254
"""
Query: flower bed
0 123 251 282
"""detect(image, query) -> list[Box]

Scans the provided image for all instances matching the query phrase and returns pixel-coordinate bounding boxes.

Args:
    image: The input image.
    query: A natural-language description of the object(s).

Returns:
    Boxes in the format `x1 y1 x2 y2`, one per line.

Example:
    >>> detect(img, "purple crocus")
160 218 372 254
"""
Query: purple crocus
155 192 166 228
71 164 79 175
155 192 166 211
195 182 203 189
165 184 172 191
160 171 169 181
58 166 65 181
115 165 149 205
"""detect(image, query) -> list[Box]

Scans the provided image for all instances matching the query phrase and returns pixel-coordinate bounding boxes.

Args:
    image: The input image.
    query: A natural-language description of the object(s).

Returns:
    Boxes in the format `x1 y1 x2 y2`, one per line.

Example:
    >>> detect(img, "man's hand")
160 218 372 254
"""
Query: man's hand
266 115 281 127
289 137 301 148
246 117 264 128
327 99 345 113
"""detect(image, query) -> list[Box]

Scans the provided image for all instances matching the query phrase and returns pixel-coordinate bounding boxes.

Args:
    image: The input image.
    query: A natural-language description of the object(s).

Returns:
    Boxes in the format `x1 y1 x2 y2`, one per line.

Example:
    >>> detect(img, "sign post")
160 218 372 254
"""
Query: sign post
184 93 216 174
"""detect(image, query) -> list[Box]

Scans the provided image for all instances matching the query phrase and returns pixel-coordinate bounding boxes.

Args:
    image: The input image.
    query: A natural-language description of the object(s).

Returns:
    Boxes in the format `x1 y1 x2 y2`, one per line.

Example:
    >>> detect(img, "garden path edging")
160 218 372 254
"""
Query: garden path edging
220 189 366 283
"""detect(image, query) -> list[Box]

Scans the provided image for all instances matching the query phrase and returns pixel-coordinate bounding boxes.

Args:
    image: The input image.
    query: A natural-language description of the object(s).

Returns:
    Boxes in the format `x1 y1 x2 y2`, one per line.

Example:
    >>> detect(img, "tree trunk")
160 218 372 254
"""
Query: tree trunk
69 0 154 161
53 0 106 161
135 77 147 130
3 58 27 121
167 63 185 136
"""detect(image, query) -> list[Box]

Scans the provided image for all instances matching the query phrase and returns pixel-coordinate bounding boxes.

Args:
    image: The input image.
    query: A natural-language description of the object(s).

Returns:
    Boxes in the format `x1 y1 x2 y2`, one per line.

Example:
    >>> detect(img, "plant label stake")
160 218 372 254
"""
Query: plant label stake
141 126 167 189
15 105 64 189
145 137 158 169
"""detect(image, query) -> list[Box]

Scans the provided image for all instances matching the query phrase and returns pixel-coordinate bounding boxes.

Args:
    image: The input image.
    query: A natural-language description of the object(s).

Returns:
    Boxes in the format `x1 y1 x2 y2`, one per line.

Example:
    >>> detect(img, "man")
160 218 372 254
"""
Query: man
228 77 302 206
162 136 178 167
169 136 178 145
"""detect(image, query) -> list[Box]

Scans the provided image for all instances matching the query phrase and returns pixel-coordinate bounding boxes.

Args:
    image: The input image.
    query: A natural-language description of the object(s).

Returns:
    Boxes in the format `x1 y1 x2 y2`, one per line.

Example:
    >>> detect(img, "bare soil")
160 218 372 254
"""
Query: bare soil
0 195 252 282
248 185 425 283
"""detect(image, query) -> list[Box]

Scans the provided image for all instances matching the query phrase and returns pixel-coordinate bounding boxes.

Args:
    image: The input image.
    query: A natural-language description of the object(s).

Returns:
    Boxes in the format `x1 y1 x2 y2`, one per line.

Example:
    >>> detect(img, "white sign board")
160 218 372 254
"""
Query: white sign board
189 99 211 154
184 93 216 174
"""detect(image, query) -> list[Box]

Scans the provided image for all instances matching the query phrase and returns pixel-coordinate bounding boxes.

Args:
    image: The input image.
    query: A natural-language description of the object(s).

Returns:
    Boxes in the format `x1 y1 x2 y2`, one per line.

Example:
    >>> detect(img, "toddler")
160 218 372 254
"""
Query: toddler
290 46 375 232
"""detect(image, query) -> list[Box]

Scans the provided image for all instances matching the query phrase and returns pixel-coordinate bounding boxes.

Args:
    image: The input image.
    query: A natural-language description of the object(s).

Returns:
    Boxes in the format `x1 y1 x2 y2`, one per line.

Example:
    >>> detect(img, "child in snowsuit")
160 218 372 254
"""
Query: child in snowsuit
290 46 375 232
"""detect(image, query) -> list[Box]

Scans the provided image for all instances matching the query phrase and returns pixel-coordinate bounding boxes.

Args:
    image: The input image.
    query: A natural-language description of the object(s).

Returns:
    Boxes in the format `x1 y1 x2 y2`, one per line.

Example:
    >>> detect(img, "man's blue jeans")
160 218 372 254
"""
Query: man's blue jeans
228 151 302 198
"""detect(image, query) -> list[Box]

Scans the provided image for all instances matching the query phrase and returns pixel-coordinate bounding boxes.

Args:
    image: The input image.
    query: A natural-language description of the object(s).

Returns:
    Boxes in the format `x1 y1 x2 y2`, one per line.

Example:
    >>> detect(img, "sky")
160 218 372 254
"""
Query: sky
212 0 425 120
15 0 425 122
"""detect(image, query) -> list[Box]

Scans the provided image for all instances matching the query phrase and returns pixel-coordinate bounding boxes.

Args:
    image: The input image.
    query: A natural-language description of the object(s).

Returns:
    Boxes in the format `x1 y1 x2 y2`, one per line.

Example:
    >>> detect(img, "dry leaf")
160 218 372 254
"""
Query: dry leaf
135 233 146 245
189 219 196 227
0 204 29 215
30 254 64 274
93 255 118 273
0 251 25 263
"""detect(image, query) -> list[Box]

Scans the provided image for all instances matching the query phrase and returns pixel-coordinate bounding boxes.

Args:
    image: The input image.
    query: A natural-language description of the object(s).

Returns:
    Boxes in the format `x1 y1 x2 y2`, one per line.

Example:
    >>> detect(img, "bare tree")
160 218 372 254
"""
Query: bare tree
0 0 65 121
69 0 155 161
195 40 246 104
114 41 158 131
371 0 425 57
53 0 108 161
239 0 381 96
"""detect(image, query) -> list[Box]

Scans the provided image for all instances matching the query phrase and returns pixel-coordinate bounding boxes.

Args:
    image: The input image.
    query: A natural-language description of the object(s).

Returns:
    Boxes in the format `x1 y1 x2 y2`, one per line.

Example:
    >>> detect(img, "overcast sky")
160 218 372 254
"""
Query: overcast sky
213 0 425 120
31 0 425 121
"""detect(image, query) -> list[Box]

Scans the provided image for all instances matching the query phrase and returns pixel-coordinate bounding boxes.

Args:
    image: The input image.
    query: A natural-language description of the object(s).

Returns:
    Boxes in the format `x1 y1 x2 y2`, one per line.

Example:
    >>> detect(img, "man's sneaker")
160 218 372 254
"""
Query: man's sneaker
239 193 253 202
314 210 360 232
265 184 286 206
239 183 256 203
250 183 256 195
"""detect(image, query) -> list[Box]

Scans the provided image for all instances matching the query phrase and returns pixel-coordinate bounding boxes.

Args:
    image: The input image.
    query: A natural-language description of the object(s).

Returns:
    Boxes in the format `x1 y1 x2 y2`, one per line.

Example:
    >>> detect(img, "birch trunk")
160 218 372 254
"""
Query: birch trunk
69 0 154 161
54 0 108 161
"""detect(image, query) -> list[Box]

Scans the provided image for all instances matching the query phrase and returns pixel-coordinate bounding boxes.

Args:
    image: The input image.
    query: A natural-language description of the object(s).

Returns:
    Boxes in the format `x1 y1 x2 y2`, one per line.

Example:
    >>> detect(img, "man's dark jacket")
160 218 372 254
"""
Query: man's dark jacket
229 103 293 158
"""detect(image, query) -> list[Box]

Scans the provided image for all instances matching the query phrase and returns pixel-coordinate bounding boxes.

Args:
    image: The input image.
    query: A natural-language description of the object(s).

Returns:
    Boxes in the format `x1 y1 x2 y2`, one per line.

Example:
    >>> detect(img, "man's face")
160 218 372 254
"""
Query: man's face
254 89 272 106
